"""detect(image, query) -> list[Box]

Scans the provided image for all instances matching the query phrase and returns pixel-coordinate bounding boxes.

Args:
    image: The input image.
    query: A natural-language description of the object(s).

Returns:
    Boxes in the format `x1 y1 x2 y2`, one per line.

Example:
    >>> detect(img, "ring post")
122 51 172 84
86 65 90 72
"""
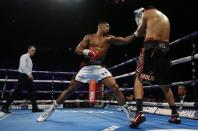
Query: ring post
1 73 8 104
89 79 96 104
192 40 198 108
51 74 55 103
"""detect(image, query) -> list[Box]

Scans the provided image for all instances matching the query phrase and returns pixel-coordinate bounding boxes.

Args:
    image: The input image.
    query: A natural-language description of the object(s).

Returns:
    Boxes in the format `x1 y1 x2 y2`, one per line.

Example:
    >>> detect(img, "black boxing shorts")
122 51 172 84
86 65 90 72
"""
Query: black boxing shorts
135 40 171 86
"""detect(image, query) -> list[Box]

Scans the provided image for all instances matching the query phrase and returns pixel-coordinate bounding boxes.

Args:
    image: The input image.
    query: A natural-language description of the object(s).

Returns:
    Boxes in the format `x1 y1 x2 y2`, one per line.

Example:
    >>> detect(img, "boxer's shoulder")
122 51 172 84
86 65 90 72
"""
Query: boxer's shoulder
83 34 93 42
106 35 115 40
86 33 100 40
84 34 91 38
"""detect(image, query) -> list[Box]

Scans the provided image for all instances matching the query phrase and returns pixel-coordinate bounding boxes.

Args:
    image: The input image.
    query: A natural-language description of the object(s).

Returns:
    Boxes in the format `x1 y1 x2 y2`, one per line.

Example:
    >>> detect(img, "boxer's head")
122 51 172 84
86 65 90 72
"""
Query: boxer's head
97 21 110 35
27 45 36 57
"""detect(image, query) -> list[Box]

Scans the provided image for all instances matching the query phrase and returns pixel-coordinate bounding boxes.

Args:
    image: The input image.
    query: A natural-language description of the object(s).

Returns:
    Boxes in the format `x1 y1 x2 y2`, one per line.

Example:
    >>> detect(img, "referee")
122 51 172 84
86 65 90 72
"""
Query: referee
1 46 43 113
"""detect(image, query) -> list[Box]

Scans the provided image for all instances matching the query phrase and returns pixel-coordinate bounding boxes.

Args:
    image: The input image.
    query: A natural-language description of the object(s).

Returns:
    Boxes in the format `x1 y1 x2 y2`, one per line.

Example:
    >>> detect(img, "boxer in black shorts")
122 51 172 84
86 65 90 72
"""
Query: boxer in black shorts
130 4 181 128
137 40 171 86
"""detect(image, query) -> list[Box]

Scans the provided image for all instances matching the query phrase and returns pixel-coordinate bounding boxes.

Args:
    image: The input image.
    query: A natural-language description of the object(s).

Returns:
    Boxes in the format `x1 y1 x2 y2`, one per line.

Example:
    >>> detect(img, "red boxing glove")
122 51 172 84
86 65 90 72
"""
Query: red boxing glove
83 48 101 59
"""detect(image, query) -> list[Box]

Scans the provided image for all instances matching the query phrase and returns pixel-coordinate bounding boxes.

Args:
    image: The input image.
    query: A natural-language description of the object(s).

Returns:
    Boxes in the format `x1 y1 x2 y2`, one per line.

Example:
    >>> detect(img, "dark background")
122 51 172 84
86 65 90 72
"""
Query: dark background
0 0 197 82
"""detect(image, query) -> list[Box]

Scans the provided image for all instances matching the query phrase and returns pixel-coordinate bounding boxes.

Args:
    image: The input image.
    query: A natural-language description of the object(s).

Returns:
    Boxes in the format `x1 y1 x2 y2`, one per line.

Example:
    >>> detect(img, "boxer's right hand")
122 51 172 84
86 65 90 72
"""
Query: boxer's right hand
83 49 100 59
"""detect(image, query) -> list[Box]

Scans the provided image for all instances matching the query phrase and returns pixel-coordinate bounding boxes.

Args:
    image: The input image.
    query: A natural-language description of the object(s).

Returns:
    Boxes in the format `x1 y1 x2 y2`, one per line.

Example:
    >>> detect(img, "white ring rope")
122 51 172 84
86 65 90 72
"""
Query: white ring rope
0 79 196 94
0 69 76 75
0 90 94 94
0 53 196 82
119 79 198 91
115 72 135 79
171 53 198 65
0 79 70 83
0 99 195 107
108 57 138 70
114 53 198 79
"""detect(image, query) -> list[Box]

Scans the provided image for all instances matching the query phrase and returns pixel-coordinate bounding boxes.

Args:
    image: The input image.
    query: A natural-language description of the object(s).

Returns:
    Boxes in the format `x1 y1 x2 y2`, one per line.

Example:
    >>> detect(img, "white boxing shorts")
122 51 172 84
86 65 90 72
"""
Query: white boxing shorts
75 65 112 83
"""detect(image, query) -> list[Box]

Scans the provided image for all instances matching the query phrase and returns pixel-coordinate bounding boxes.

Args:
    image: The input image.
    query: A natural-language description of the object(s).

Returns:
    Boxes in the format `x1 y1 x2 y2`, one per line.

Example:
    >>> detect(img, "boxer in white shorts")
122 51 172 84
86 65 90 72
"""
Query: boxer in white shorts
75 65 112 83
37 21 137 122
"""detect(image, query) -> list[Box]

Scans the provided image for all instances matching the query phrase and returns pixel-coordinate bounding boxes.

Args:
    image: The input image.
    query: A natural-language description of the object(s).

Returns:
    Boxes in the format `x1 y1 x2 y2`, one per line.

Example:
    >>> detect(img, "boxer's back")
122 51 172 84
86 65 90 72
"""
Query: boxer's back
145 9 170 43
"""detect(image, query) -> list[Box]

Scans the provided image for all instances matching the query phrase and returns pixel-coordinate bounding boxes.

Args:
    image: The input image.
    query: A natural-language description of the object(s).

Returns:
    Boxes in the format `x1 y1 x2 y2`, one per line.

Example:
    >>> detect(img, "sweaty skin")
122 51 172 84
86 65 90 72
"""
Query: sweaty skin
76 34 111 59
137 9 170 43
75 23 135 59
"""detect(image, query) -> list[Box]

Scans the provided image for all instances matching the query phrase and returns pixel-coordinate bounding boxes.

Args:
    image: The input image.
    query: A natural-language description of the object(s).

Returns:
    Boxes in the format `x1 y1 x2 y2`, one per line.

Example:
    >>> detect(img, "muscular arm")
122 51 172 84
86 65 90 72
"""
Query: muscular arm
109 13 147 45
109 35 136 45
75 35 90 55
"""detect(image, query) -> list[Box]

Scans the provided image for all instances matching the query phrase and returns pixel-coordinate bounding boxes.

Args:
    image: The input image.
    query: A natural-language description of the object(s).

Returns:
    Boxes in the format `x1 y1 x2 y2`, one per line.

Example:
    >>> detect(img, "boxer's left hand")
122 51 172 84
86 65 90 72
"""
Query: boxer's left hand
89 48 102 59
83 48 101 59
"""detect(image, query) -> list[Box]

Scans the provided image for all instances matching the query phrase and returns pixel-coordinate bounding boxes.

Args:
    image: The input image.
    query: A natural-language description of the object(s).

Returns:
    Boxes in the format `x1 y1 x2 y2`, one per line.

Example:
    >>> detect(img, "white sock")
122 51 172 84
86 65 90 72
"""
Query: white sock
49 100 59 111
53 100 59 107
122 104 131 120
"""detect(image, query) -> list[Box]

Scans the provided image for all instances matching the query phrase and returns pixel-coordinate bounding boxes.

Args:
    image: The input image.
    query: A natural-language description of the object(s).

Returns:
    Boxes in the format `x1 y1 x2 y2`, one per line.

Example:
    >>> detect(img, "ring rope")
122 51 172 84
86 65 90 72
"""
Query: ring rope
0 99 195 107
169 31 198 46
0 69 76 75
108 31 198 70
0 79 197 94
0 79 71 83
0 53 196 83
115 53 198 79
108 57 138 70
120 79 198 91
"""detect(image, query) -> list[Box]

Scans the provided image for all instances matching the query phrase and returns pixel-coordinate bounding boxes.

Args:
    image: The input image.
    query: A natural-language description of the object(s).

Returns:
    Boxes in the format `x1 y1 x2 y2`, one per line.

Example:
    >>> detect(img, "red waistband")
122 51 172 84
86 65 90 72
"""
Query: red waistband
144 38 169 44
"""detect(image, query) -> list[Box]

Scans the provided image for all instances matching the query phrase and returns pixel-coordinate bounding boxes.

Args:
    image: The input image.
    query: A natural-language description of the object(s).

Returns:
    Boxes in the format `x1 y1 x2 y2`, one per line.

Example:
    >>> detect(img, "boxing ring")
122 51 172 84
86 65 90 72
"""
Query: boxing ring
0 31 198 131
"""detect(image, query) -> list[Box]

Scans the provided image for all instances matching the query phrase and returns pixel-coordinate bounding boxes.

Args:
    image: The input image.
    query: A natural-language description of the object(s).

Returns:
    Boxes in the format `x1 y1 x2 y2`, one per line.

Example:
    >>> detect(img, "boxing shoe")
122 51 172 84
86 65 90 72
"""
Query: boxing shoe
130 111 146 128
37 103 56 122
168 114 181 124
